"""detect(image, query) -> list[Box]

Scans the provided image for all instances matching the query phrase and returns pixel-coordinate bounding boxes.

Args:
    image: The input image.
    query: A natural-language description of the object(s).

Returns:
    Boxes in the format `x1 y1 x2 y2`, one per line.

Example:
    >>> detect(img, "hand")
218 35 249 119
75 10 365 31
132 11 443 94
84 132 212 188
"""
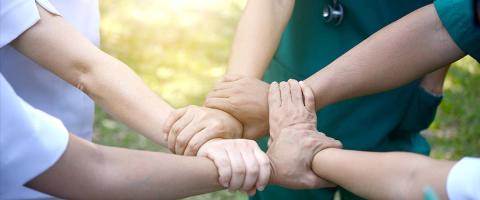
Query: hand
163 106 243 156
268 80 317 141
198 139 271 196
205 74 270 139
267 80 342 189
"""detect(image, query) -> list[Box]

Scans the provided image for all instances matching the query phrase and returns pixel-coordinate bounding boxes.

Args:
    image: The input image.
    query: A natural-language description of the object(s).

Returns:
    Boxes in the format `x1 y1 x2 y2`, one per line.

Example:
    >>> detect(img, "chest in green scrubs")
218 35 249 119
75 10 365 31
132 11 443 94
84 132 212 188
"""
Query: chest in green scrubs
253 1 442 200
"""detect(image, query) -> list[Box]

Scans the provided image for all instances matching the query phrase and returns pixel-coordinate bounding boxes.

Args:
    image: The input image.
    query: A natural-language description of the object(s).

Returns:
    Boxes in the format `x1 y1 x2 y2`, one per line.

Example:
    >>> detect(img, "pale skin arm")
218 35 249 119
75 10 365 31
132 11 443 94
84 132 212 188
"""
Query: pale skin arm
12 6 269 193
226 0 295 78
312 148 455 200
204 3 453 140
26 134 222 200
11 4 172 145
305 4 465 108
268 81 455 199
161 0 296 153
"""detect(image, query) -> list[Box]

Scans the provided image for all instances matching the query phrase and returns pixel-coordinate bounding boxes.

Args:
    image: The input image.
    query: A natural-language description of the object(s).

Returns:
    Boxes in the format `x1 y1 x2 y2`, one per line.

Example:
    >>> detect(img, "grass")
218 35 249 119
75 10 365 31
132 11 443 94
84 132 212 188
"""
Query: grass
94 1 480 199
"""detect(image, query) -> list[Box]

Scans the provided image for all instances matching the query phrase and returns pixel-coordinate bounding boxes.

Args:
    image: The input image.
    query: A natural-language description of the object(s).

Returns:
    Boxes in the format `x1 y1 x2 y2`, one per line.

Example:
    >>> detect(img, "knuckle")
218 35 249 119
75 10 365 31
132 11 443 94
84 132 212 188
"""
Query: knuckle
176 137 187 146
171 126 180 135
233 167 246 176
249 166 260 176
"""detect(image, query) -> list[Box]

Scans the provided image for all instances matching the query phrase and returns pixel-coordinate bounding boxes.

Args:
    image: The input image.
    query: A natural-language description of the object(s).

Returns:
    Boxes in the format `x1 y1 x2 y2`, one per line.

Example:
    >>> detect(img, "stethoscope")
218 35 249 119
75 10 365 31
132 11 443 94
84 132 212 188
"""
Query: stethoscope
323 0 344 26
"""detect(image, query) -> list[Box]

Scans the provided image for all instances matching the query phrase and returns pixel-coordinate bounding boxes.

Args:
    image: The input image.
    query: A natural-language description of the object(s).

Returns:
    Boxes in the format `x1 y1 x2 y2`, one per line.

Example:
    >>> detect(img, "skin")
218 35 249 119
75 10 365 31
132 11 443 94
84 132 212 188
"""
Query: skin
11 4 269 194
26 134 223 200
163 105 243 156
266 80 342 189
197 139 270 195
162 0 295 151
312 149 454 200
303 4 464 108
165 1 452 155
267 81 455 200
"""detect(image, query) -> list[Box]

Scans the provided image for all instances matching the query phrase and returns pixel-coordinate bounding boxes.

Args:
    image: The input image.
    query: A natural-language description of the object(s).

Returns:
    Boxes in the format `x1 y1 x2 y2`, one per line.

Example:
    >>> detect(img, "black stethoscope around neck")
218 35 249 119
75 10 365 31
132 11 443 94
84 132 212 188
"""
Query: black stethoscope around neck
323 0 344 25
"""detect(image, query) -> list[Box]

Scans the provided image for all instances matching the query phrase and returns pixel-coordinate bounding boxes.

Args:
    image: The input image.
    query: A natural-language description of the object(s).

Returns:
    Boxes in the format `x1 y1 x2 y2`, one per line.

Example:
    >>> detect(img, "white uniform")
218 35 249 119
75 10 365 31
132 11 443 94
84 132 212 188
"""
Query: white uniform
0 72 69 197
447 157 480 200
0 0 99 198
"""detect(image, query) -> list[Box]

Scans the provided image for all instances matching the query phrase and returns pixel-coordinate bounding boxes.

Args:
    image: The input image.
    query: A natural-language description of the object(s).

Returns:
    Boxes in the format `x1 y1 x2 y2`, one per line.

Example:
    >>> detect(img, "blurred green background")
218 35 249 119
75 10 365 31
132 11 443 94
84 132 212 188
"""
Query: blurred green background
94 0 479 199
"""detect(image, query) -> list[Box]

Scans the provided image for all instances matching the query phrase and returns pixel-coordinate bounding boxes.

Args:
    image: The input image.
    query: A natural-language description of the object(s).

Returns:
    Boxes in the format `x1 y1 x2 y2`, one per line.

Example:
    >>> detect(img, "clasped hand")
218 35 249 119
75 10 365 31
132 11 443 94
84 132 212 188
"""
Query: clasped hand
163 78 342 194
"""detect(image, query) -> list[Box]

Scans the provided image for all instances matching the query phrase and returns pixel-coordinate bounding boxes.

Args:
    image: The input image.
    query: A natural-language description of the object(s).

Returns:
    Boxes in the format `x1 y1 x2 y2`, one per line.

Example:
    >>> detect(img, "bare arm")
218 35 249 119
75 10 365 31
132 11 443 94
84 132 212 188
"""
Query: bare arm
304 4 465 108
226 0 295 78
312 148 455 200
26 134 221 199
11 5 172 145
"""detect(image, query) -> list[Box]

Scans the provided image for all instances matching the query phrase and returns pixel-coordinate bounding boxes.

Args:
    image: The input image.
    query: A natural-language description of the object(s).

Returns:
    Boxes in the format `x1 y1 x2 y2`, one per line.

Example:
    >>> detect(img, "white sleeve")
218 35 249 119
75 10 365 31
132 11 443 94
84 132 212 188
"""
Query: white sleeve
0 0 60 47
447 157 480 200
0 73 69 194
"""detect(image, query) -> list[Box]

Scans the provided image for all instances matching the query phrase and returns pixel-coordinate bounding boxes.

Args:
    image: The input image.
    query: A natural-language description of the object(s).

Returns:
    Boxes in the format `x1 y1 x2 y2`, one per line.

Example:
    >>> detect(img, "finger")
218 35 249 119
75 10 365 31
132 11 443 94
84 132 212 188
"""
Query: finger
184 128 217 156
288 79 303 106
253 147 270 192
212 81 238 92
268 82 281 108
239 146 260 191
206 89 233 99
324 137 343 149
223 74 243 82
279 81 291 106
300 81 316 112
247 188 257 196
206 148 232 188
204 97 232 111
226 145 246 191
167 111 194 153
162 108 187 141
175 123 205 155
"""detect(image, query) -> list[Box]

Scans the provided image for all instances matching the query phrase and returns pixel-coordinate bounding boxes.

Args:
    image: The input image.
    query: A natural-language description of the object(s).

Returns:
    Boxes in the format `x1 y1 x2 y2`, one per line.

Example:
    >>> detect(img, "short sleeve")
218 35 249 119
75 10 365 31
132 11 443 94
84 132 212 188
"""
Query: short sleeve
446 157 480 200
434 0 480 61
0 73 69 194
0 0 60 47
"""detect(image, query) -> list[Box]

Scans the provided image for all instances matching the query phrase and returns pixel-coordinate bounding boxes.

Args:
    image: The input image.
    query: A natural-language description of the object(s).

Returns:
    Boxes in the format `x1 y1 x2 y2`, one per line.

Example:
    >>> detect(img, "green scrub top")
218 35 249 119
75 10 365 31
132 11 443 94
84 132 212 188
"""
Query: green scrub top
253 1 443 200
435 0 480 61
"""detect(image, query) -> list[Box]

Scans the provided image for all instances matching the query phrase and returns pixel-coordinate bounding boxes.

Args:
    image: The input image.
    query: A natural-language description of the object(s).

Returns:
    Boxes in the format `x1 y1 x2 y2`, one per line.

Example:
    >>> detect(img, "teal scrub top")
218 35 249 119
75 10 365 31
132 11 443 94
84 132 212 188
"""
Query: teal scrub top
253 1 444 200
435 0 480 61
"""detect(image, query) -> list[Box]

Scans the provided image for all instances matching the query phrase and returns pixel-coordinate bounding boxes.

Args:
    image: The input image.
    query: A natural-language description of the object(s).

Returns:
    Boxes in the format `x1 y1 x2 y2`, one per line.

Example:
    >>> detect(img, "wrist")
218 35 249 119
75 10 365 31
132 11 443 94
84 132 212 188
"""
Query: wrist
280 124 317 134
312 148 337 176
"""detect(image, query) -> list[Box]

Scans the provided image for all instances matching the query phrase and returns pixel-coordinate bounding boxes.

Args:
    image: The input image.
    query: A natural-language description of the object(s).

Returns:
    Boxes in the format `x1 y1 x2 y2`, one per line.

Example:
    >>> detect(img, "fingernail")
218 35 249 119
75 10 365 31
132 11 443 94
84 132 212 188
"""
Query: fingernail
221 180 229 188
258 186 265 191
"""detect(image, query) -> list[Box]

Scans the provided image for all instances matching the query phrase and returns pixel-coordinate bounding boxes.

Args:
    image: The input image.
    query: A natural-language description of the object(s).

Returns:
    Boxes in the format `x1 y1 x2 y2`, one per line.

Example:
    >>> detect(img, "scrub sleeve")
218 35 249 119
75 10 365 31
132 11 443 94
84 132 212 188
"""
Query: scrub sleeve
434 0 480 61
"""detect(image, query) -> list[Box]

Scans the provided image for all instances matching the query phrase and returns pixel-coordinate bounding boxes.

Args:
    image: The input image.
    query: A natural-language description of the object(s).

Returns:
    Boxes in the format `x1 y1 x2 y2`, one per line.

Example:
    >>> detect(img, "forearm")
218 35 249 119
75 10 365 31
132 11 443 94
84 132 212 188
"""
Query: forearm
227 0 294 78
11 5 172 145
27 134 222 199
304 4 465 109
312 148 455 200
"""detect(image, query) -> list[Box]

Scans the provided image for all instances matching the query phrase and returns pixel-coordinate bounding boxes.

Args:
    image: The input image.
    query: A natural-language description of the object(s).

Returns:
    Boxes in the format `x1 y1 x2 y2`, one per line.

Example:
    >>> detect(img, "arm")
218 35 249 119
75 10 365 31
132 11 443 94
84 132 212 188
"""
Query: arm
304 4 465 109
312 148 455 200
266 82 454 199
26 134 222 199
204 3 459 140
11 4 172 145
196 0 295 140
226 0 295 78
